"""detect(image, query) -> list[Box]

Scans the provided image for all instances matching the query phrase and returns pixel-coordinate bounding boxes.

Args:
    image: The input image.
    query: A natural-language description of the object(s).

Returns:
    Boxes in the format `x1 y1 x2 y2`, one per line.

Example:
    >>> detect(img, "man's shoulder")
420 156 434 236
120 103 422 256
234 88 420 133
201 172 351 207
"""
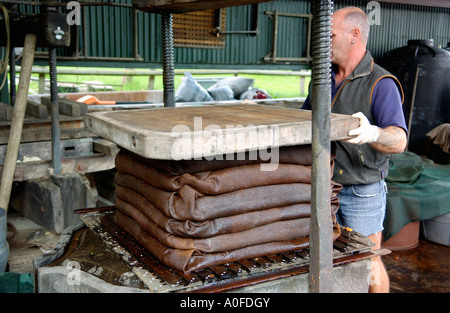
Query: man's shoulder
370 71 404 105
370 63 403 98
372 62 395 78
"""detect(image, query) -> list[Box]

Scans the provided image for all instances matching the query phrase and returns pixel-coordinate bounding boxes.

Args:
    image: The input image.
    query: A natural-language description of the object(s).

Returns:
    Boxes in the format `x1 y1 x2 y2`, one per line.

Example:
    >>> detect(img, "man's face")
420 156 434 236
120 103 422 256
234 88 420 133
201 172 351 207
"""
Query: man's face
331 13 352 65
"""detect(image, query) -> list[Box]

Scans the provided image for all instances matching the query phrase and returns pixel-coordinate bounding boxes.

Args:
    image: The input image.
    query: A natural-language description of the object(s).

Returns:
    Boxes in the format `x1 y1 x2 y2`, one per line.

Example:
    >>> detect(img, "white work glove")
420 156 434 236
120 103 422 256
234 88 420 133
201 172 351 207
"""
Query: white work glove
345 112 379 145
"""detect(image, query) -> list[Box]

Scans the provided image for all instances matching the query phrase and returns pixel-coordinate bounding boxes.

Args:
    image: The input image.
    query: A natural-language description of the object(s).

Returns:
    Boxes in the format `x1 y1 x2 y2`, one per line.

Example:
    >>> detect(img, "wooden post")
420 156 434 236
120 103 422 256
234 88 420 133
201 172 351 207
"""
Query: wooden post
148 74 155 90
0 34 36 213
38 73 46 94
299 75 306 96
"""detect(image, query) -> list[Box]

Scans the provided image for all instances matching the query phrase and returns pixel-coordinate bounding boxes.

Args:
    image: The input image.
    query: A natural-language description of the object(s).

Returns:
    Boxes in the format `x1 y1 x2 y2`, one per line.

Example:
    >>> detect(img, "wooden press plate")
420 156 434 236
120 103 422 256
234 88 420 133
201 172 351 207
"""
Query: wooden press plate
133 0 273 13
84 104 358 160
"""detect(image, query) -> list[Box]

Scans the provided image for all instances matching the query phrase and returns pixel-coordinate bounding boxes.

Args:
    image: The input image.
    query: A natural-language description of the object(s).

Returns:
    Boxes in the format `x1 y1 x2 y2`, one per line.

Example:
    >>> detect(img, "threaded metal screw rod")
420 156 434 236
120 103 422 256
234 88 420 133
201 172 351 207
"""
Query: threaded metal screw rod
161 12 175 108
309 0 333 293
49 47 62 174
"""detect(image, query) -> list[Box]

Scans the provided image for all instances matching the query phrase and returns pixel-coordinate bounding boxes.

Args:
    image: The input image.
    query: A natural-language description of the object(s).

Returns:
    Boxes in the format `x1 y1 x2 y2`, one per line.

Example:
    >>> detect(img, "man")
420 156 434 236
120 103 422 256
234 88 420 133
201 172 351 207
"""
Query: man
302 7 408 292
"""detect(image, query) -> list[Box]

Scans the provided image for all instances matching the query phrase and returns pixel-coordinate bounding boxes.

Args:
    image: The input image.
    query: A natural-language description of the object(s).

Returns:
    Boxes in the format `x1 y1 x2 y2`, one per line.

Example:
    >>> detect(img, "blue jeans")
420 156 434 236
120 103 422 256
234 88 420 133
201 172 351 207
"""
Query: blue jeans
336 180 387 237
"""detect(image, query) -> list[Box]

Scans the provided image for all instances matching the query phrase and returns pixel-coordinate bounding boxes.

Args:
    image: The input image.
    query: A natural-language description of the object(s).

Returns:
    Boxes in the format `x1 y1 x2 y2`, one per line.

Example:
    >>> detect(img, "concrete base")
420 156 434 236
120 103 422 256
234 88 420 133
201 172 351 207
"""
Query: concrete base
37 260 370 293
11 172 97 234
37 266 150 293
6 214 54 273
231 260 371 293
35 213 372 293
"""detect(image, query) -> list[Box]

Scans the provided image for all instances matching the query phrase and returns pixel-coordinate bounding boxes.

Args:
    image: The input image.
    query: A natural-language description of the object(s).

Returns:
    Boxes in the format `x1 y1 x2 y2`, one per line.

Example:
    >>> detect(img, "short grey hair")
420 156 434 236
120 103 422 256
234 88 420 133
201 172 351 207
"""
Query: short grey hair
343 7 370 44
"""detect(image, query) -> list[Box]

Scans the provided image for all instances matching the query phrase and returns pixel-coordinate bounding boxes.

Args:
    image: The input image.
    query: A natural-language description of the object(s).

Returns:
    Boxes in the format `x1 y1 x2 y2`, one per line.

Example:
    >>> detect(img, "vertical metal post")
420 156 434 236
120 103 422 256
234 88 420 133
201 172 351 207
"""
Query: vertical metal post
161 12 175 108
309 0 333 293
49 47 61 174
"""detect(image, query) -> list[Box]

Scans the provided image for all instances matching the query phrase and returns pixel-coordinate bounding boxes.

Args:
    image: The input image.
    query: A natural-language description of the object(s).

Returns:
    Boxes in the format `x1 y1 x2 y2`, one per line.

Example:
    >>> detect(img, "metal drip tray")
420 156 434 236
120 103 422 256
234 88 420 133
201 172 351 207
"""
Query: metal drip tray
78 209 375 293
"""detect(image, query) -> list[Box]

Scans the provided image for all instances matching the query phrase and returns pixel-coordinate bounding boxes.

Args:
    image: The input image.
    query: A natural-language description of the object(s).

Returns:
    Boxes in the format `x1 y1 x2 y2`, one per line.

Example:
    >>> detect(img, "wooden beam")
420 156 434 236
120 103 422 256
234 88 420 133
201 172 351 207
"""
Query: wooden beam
26 100 48 119
41 96 88 117
132 0 273 13
0 154 116 182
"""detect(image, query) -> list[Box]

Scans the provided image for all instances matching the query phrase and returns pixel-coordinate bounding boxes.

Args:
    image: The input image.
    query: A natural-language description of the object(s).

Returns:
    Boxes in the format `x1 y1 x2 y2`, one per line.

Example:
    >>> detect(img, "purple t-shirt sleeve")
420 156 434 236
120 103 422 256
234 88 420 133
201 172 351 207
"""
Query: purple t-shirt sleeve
302 77 407 135
371 77 408 133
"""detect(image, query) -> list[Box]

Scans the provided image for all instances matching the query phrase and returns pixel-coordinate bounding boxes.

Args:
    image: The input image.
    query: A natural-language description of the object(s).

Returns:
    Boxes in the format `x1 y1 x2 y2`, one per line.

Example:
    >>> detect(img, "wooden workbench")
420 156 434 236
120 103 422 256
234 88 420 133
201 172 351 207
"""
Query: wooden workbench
84 103 359 160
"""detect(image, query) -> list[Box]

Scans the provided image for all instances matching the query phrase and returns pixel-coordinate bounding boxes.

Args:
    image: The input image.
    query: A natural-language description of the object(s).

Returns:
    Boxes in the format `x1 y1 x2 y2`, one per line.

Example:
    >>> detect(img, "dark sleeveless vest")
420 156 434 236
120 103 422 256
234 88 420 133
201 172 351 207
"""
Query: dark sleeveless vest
331 51 404 186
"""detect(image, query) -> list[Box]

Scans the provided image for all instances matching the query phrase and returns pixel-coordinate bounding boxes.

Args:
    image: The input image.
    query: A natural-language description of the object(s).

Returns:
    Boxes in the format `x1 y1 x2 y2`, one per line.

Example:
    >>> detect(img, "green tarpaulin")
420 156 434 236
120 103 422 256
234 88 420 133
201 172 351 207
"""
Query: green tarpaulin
0 272 34 293
384 152 450 240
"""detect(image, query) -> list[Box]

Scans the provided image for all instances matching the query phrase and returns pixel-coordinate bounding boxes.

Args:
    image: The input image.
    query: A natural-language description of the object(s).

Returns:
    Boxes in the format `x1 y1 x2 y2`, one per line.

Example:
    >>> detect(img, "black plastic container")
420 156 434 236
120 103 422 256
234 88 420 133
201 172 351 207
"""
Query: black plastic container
380 40 450 157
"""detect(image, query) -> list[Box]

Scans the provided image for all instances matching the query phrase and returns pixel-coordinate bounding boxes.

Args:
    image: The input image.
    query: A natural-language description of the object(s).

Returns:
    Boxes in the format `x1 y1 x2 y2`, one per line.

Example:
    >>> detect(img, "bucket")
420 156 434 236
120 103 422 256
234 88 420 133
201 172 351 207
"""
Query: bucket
422 212 450 247
382 221 420 251
0 207 9 273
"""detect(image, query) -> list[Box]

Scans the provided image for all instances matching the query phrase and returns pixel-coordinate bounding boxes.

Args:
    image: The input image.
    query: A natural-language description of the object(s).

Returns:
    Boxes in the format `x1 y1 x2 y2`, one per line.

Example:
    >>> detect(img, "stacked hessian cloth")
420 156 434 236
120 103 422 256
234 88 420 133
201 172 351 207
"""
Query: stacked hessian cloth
113 144 342 273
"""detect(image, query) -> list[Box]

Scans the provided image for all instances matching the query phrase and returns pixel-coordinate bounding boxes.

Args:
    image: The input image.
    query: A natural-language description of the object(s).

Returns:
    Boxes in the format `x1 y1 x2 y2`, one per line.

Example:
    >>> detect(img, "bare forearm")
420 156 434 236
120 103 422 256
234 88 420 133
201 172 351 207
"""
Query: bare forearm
370 126 407 154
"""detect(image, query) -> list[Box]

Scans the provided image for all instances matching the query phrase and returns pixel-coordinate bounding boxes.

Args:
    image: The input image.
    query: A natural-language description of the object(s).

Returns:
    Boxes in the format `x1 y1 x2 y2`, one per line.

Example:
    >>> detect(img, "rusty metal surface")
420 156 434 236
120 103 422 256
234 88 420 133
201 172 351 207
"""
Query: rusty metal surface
78 209 374 293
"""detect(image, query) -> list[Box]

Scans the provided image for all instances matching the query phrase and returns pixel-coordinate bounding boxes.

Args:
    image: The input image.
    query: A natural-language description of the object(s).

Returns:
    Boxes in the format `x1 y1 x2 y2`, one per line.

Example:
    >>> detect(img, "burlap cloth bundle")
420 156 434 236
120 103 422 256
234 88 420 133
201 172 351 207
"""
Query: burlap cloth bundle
114 144 342 273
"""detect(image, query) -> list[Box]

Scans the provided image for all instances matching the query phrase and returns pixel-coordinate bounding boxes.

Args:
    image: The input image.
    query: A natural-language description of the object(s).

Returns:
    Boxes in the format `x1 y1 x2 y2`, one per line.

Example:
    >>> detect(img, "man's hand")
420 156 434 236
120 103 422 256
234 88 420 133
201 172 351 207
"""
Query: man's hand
345 112 379 145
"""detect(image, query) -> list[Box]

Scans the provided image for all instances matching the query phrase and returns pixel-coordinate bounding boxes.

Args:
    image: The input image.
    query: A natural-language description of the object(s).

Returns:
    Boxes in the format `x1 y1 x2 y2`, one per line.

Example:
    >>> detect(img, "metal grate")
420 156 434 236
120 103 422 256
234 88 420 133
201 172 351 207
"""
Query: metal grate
79 209 374 293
